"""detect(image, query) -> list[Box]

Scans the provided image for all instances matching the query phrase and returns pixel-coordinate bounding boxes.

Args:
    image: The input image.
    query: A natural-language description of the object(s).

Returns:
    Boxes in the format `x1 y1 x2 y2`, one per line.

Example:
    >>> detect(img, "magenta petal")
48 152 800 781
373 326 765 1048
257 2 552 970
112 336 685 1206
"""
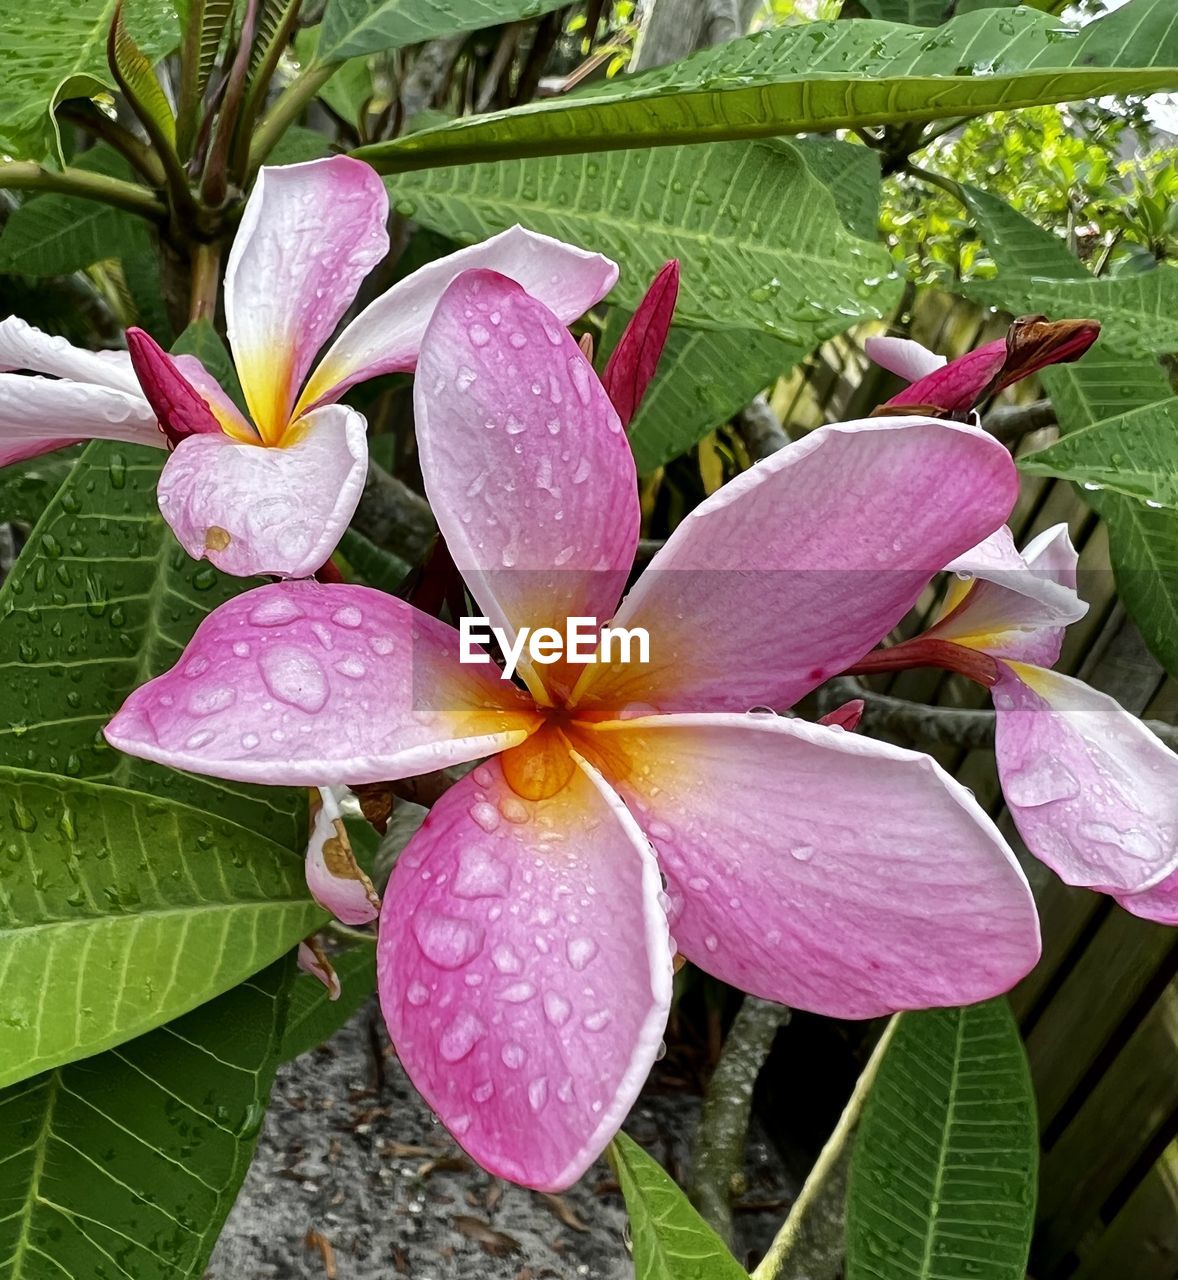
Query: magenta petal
299 226 618 413
126 327 221 445
377 756 673 1191
864 336 946 383
226 157 389 439
156 405 367 579
601 260 679 427
306 787 380 925
575 418 1017 714
172 354 254 439
887 339 1007 412
104 581 540 786
414 269 638 675
994 663 1178 894
589 713 1040 1019
1117 869 1178 925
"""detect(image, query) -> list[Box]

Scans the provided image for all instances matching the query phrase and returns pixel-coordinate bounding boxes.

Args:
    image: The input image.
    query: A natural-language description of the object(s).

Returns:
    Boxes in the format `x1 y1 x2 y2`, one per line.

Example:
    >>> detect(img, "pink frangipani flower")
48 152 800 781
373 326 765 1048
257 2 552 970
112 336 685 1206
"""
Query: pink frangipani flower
106 269 1041 1190
0 156 616 580
876 525 1178 917
866 316 1100 417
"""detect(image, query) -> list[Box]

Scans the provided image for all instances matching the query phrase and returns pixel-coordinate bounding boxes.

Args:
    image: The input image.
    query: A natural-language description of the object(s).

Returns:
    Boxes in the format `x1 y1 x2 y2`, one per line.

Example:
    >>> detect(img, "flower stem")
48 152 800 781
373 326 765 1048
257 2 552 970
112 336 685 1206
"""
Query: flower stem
248 60 339 176
752 1015 900 1280
188 240 222 326
0 162 165 220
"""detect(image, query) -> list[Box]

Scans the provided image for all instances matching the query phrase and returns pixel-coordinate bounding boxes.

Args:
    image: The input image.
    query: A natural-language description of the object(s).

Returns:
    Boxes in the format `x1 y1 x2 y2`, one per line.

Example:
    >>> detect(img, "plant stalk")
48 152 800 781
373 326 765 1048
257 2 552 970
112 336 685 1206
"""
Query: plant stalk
188 239 223 326
248 61 340 174
0 162 165 220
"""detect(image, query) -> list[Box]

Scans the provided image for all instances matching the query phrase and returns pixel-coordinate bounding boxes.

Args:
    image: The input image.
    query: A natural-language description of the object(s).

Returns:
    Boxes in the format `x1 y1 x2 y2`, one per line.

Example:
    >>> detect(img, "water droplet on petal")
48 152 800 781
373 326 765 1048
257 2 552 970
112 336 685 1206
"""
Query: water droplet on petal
259 647 329 714
543 991 571 1026
501 1042 526 1069
528 1077 549 1112
439 1012 485 1063
413 912 485 969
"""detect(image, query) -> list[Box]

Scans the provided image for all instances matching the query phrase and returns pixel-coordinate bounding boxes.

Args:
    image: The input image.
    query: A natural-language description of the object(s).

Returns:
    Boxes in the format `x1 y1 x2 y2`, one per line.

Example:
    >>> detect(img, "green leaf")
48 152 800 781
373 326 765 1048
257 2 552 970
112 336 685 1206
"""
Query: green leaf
354 0 1178 173
609 1132 748 1280
602 316 799 473
846 1001 1038 1280
0 766 323 1088
0 147 140 277
967 264 1178 359
0 439 301 845
0 959 292 1280
0 449 81 528
795 137 883 243
318 0 569 62
293 26 374 127
1020 397 1178 509
338 527 411 595
387 139 900 343
110 0 177 148
280 944 376 1060
0 0 178 162
962 184 1178 675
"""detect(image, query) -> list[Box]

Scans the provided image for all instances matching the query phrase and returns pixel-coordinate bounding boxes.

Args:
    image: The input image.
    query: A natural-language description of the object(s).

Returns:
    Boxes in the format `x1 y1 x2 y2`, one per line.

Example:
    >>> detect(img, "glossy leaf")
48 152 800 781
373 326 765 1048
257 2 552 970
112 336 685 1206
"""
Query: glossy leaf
963 183 1178 676
110 0 177 148
846 1001 1038 1280
0 0 177 161
0 439 302 845
386 139 900 343
318 0 569 62
354 1 1178 172
609 1132 748 1280
0 449 81 528
0 767 323 1087
280 943 377 1060
0 960 292 1280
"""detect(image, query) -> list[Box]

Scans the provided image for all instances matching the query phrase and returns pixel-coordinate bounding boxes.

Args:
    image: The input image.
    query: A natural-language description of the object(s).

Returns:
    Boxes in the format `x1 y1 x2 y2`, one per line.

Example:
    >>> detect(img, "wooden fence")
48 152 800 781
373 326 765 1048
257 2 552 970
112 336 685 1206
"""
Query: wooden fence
769 289 1178 1279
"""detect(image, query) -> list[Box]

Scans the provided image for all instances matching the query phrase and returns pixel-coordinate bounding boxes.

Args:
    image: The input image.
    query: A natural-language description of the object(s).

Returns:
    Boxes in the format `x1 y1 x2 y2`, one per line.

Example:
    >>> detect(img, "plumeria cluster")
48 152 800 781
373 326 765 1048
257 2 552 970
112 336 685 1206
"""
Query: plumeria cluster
3 156 1174 1191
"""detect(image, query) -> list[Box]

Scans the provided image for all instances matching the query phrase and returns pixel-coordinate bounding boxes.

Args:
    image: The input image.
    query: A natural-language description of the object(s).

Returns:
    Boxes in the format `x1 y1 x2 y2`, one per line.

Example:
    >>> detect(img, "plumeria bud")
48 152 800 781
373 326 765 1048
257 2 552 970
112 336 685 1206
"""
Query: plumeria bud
578 332 595 362
297 937 342 1001
997 315 1101 391
818 699 865 732
306 787 381 925
601 260 680 427
125 327 222 447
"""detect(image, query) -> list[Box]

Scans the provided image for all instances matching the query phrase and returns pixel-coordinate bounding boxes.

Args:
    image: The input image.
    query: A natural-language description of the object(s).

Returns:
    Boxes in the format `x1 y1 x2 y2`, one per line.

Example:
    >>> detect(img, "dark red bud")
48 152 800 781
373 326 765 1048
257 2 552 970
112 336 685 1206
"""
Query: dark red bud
996 316 1101 392
818 699 865 732
125 327 222 448
600 260 680 428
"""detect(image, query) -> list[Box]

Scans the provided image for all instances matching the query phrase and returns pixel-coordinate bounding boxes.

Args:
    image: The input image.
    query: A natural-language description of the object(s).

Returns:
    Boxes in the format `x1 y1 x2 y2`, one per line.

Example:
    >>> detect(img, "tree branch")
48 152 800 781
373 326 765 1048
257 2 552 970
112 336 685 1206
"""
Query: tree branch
691 996 789 1245
735 393 789 461
0 162 165 220
982 397 1056 443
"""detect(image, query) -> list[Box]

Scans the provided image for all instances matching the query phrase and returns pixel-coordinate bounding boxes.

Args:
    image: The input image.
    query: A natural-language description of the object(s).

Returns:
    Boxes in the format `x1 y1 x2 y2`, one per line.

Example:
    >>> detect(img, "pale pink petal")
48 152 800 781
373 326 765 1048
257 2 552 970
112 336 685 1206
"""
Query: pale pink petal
298 940 341 1000
0 374 163 458
993 663 1178 894
172 354 254 439
298 226 618 415
864 335 946 383
601 260 679 427
104 581 540 786
225 157 389 441
1117 870 1178 925
580 713 1040 1019
0 315 142 394
377 755 673 1191
414 269 638 699
571 418 1016 715
931 523 1087 666
156 404 367 579
306 786 380 925
885 339 1007 412
126 327 221 445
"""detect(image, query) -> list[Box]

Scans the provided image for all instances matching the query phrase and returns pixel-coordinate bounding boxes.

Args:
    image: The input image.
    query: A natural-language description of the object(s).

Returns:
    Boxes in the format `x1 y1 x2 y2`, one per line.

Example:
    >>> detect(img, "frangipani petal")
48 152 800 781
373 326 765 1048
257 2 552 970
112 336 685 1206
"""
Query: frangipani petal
104 581 540 786
157 404 368 579
225 157 389 441
0 374 163 458
1117 870 1178 926
864 335 946 383
884 339 1007 413
572 418 1017 715
298 939 341 1000
306 786 380 925
414 269 638 699
993 663 1178 894
580 713 1040 1019
931 523 1087 666
0 315 142 394
299 226 618 414
377 755 673 1191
